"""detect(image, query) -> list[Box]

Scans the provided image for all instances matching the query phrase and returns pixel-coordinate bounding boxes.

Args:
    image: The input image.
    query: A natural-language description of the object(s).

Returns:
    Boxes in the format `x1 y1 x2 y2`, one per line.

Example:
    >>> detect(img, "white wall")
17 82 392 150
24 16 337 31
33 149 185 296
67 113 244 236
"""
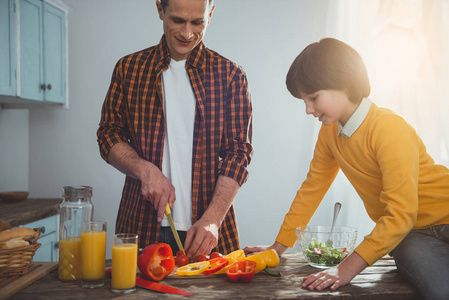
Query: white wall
0 109 29 191
20 0 360 257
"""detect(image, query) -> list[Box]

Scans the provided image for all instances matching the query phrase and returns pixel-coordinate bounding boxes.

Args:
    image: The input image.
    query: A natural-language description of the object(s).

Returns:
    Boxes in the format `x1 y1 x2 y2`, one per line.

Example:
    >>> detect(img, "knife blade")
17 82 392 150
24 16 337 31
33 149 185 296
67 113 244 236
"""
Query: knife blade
136 275 192 296
165 203 186 255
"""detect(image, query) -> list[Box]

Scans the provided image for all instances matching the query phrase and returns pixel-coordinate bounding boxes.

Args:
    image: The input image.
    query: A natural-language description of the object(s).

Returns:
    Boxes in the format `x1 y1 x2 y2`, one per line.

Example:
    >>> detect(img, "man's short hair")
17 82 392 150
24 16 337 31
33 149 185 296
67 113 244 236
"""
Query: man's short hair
286 38 371 104
159 0 215 12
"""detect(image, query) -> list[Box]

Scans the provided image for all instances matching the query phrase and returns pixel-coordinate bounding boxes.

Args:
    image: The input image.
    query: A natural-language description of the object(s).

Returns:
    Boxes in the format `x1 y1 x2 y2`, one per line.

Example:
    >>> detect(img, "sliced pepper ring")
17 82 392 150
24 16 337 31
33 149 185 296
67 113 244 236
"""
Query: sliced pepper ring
177 261 210 276
203 257 229 275
214 249 246 275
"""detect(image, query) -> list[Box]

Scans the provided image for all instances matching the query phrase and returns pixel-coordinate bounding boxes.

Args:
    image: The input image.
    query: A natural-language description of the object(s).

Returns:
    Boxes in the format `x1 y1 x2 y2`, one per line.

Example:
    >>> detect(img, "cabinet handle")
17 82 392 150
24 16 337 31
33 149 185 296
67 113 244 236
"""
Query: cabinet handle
40 84 46 91
47 84 52 90
54 242 59 249
39 226 46 234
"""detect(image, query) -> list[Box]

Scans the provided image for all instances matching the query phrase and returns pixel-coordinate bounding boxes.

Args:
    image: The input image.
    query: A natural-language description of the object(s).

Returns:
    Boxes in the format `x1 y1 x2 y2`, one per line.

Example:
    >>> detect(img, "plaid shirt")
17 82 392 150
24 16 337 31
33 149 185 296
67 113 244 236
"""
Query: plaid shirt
97 36 253 253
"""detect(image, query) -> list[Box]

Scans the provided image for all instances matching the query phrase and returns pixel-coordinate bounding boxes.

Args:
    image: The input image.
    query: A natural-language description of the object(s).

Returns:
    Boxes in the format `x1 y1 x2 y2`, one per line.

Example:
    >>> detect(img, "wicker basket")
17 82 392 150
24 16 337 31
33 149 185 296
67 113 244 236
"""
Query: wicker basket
0 228 41 277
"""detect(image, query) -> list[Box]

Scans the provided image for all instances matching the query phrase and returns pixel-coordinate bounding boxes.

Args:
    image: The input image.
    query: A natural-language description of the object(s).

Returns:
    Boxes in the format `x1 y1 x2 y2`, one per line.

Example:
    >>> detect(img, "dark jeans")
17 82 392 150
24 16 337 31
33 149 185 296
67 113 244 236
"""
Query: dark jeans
159 226 187 254
390 224 449 300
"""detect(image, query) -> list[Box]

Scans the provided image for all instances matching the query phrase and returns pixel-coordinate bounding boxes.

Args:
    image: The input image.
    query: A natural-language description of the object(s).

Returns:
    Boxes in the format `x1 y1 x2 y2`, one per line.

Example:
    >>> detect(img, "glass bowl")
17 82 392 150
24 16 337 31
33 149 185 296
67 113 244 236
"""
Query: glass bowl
296 225 357 269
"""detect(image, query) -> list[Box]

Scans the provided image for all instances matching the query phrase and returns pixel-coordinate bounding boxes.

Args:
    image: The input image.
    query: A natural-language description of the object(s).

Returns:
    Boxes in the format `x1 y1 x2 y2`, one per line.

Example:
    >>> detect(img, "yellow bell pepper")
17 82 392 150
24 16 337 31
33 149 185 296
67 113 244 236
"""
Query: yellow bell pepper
245 249 280 274
226 249 246 261
214 249 246 275
176 261 210 276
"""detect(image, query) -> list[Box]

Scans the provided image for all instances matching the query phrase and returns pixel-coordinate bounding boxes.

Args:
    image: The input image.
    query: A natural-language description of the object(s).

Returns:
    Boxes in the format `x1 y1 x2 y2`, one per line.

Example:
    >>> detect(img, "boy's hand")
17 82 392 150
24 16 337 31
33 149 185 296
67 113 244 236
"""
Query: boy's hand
243 241 288 256
302 251 368 291
302 265 349 291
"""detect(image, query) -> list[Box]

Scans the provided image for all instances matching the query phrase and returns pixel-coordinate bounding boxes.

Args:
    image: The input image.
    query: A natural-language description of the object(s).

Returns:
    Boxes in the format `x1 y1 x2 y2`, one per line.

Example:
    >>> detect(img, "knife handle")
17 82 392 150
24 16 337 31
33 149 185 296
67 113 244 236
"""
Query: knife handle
165 203 172 216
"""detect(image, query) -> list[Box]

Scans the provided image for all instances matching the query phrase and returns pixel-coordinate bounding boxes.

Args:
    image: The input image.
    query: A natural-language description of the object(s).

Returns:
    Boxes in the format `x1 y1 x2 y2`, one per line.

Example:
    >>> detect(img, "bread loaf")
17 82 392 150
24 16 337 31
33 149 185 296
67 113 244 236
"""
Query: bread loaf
0 227 36 243
0 240 29 249
0 220 12 231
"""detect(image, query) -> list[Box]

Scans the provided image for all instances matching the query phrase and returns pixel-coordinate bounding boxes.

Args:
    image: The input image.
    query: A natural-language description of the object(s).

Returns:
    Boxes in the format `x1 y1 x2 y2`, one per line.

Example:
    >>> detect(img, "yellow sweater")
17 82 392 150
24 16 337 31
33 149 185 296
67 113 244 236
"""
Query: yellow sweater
276 103 449 265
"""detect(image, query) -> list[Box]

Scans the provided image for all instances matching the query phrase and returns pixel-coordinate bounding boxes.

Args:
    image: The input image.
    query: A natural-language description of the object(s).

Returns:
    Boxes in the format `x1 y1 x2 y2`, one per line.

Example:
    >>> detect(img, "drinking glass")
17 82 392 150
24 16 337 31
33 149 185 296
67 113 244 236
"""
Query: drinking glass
111 233 139 294
80 221 107 288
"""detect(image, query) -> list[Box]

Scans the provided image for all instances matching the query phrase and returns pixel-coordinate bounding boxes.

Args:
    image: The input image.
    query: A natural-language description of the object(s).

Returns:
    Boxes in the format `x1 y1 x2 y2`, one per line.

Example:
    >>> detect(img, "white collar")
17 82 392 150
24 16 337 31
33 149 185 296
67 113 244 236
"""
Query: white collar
338 98 372 138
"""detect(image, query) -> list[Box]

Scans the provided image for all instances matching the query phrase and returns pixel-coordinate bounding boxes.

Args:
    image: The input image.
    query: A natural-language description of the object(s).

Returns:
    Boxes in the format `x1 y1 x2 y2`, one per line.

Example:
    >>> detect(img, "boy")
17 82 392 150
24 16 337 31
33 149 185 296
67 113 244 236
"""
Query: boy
244 38 449 300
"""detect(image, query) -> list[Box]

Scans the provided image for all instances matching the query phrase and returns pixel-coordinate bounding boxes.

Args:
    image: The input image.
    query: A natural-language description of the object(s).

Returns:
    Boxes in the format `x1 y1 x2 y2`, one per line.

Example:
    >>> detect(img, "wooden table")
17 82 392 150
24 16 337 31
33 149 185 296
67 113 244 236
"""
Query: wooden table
7 253 420 299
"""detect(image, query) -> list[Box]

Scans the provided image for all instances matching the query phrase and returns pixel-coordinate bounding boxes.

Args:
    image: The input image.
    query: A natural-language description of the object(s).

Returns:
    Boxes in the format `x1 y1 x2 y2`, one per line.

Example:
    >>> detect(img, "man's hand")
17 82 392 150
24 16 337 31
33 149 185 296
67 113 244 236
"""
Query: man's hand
184 215 220 258
139 164 176 222
302 252 368 291
108 142 176 221
184 176 240 258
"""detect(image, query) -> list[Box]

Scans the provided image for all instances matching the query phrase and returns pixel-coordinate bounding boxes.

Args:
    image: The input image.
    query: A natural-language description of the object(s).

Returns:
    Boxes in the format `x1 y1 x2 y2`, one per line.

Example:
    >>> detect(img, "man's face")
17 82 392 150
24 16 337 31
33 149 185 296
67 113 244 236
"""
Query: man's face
157 0 215 61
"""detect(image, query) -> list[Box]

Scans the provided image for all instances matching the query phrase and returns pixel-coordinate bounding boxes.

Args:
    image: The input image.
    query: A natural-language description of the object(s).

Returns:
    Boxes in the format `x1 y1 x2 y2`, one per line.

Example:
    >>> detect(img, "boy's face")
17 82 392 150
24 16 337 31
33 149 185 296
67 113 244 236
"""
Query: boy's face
299 90 358 126
157 0 215 61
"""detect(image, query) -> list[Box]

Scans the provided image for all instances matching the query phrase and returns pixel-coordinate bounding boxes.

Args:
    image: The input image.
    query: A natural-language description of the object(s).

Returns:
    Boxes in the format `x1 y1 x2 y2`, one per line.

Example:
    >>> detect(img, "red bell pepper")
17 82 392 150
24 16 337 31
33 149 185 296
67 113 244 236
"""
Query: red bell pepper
226 260 256 283
203 257 229 275
137 243 175 281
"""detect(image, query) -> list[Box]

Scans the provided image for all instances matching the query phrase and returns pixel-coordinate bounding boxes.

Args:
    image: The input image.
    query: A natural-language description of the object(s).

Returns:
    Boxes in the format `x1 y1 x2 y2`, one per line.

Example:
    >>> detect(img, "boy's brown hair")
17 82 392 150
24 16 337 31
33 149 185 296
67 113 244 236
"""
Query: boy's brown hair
286 38 371 104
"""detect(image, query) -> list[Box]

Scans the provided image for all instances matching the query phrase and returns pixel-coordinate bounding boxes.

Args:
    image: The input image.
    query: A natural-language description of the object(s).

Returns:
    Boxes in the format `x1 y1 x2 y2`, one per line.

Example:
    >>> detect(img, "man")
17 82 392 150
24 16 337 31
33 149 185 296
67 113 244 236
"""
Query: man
97 0 253 258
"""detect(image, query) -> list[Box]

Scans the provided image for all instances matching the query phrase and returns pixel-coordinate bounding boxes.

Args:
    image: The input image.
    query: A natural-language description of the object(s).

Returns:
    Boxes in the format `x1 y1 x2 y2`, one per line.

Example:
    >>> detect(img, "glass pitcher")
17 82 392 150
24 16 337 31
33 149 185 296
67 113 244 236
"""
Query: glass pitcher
58 186 93 281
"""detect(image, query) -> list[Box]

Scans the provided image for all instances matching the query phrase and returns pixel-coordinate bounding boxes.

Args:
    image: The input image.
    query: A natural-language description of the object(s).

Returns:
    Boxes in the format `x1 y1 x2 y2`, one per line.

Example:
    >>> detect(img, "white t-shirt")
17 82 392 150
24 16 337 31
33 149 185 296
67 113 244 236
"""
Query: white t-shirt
160 59 195 231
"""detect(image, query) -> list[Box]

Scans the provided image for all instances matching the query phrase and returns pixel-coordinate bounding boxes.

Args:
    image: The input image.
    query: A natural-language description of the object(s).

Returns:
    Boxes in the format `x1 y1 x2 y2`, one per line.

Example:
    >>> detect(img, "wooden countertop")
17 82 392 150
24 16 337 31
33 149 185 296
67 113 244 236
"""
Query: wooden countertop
7 253 420 300
0 198 61 227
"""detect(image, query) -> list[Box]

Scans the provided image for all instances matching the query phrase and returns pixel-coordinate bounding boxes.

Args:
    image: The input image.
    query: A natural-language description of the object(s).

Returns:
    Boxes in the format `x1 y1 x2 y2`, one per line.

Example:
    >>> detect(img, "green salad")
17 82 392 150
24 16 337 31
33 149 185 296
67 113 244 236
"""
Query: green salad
304 238 348 265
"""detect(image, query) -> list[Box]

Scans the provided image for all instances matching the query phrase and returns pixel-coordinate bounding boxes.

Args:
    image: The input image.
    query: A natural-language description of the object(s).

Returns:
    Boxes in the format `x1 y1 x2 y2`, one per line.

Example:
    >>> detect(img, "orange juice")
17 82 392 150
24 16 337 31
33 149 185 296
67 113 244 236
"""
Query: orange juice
81 230 106 280
58 237 82 280
111 243 138 290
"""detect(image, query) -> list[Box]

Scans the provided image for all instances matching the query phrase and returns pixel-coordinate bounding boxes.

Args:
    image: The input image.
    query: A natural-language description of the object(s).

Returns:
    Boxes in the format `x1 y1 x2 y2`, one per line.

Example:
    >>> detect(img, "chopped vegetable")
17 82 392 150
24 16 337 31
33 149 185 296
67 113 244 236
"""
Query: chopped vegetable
137 243 175 281
213 249 246 275
226 260 256 283
203 257 229 275
177 261 210 276
313 248 323 255
175 251 189 267
245 249 280 276
209 251 223 259
195 254 209 262
304 238 348 265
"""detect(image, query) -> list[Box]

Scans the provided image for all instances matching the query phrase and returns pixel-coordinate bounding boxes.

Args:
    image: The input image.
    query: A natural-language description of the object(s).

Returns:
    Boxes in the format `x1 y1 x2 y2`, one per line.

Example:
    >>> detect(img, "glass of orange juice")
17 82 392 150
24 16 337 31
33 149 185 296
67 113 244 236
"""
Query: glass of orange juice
80 221 107 288
111 233 138 294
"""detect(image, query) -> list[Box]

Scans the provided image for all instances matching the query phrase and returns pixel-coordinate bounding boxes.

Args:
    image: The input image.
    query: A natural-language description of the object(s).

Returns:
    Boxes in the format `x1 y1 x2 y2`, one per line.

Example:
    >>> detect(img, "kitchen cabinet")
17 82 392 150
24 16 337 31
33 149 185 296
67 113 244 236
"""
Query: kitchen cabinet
0 0 68 106
19 0 66 104
21 215 59 262
0 0 16 96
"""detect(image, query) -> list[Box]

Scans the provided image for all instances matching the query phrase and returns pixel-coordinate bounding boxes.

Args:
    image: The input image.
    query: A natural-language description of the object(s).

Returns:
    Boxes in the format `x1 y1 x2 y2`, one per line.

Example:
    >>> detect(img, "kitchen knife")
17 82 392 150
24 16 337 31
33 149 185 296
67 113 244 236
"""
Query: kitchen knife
136 275 192 296
165 203 186 255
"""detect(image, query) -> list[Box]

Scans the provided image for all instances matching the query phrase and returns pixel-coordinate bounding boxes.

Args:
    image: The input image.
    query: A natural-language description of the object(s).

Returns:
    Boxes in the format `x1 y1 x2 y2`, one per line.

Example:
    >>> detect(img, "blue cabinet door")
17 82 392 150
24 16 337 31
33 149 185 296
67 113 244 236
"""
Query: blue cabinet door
43 2 65 103
20 0 44 101
0 0 16 96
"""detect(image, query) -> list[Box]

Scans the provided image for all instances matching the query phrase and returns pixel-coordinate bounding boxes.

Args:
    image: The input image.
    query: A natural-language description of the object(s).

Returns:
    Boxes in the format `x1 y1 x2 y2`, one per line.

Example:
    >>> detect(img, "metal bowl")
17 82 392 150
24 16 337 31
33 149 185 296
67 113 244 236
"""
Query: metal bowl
0 191 29 203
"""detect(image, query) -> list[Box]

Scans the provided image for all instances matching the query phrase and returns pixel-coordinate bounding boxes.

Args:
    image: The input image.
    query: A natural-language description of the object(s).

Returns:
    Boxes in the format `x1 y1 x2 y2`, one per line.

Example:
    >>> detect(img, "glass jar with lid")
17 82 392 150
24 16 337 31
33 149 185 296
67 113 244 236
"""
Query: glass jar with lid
58 186 94 281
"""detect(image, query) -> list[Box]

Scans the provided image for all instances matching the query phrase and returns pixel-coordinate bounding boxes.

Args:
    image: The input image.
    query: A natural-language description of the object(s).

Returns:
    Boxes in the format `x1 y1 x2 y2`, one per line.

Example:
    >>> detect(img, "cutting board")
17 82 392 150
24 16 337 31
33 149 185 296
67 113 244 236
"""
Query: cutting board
0 262 58 300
